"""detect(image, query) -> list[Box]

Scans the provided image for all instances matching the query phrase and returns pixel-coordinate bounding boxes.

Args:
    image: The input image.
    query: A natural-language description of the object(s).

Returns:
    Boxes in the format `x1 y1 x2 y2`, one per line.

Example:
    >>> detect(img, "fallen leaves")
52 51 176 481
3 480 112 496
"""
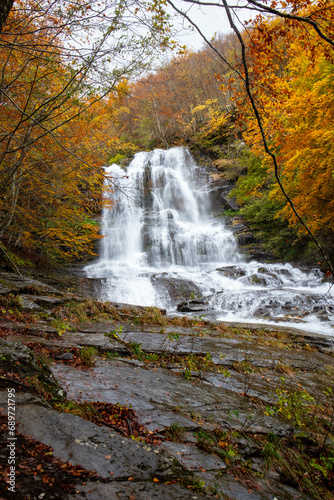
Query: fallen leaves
0 414 97 497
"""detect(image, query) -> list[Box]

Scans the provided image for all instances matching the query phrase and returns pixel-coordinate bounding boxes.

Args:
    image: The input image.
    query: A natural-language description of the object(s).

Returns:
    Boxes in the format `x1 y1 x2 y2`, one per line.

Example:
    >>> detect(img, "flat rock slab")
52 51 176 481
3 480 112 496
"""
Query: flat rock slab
61 329 334 372
12 334 78 348
161 441 226 472
69 481 212 499
4 392 178 480
1 321 59 335
52 359 292 435
0 391 51 409
194 471 312 500
0 271 61 296
62 331 124 352
199 367 333 403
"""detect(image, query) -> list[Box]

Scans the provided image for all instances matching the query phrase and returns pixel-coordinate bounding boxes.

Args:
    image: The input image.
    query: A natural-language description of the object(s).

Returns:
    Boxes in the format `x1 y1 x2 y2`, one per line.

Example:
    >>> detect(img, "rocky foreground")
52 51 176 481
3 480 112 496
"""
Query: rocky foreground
0 270 333 499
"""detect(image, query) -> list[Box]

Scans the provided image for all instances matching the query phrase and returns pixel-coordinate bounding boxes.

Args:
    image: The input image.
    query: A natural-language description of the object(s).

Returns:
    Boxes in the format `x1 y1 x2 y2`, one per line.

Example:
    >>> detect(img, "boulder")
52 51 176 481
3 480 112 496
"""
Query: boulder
177 299 207 313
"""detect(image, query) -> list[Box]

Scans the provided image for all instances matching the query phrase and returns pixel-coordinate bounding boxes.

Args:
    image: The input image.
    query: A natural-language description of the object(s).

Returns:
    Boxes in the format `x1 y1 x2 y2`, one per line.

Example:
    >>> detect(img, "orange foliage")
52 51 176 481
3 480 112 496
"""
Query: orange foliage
120 38 237 148
233 0 334 238
0 2 137 263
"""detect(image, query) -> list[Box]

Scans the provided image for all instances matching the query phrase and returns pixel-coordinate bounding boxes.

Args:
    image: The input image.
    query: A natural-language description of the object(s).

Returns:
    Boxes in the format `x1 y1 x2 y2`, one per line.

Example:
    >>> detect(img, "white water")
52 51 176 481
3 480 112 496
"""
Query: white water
85 147 334 337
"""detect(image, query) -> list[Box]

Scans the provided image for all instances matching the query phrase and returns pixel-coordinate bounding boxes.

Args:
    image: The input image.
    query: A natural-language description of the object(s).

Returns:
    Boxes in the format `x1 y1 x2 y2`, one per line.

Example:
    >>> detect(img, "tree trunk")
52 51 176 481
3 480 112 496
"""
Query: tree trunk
0 0 14 33
0 241 23 276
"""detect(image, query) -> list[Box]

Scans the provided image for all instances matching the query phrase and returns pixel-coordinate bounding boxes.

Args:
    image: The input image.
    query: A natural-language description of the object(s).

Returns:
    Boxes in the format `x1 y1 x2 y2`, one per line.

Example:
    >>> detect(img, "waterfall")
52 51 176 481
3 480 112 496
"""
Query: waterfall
85 147 334 336
99 148 239 267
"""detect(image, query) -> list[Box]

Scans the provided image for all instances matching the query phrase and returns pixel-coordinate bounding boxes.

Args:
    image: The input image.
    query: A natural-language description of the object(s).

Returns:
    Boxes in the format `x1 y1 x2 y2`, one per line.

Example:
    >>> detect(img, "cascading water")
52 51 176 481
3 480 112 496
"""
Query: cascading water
85 147 334 336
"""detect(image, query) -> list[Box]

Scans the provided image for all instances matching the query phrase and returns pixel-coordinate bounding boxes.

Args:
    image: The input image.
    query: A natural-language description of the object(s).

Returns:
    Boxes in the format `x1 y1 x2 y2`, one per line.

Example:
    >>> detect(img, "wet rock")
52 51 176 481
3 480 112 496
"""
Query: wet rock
151 274 203 303
321 346 334 355
314 311 330 321
70 481 212 499
14 403 179 480
25 267 105 298
248 274 268 286
20 296 41 310
1 322 59 336
240 244 276 262
51 359 292 436
279 268 293 277
0 337 36 367
34 296 69 307
197 471 313 500
55 352 74 360
208 179 239 212
0 338 65 399
227 217 256 247
197 472 268 499
237 231 256 246
0 271 61 296
57 329 334 375
215 266 246 278
254 307 271 317
62 331 126 353
177 300 207 313
0 391 52 410
161 441 226 472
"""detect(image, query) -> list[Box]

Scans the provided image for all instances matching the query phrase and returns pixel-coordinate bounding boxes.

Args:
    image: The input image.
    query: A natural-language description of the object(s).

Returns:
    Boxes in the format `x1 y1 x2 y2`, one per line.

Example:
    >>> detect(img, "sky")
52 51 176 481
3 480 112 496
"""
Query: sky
174 3 231 49
170 1 254 50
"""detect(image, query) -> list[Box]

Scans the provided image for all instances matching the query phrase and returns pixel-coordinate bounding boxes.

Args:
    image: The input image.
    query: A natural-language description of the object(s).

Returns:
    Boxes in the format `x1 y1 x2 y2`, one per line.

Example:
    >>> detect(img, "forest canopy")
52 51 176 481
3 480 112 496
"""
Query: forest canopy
1 0 334 268
0 0 172 264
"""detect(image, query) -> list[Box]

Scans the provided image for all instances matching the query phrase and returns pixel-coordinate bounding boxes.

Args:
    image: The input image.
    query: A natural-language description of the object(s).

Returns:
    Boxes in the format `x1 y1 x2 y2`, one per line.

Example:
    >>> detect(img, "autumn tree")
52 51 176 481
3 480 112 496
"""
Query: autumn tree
164 0 334 270
120 34 239 149
226 4 334 262
0 0 172 264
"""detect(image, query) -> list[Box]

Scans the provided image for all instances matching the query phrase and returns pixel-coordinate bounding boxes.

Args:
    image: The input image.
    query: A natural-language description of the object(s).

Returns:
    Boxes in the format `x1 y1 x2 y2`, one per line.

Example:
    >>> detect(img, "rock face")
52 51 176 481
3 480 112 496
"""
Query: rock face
208 178 239 212
0 271 333 499
70 481 208 500
0 271 60 296
151 274 203 303
177 299 207 312
0 338 65 400
12 400 176 480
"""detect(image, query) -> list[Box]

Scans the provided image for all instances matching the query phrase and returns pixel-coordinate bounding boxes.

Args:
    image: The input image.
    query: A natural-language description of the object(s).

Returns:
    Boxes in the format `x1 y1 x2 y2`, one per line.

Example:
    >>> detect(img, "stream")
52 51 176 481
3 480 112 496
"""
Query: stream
85 147 334 337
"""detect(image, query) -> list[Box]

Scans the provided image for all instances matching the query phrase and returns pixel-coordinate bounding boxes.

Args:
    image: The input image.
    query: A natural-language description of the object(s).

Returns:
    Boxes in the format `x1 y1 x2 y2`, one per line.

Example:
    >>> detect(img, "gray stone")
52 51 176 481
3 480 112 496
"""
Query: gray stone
177 300 208 312
0 337 36 367
161 441 226 472
0 338 65 399
55 352 74 360
34 296 69 307
0 271 61 296
151 274 203 303
0 391 52 409
21 296 41 310
215 266 246 278
14 404 179 480
51 359 292 435
69 481 212 499
59 329 334 374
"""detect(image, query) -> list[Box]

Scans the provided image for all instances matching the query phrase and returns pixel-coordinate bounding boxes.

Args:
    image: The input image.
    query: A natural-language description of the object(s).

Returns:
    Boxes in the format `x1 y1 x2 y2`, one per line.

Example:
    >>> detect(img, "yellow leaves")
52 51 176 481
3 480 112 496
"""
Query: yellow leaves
237 3 334 237
191 99 227 139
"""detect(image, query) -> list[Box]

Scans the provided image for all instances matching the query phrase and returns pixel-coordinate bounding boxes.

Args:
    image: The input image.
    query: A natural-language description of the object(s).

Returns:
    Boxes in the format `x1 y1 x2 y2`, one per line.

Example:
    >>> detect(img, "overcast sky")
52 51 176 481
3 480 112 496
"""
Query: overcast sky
171 1 253 50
